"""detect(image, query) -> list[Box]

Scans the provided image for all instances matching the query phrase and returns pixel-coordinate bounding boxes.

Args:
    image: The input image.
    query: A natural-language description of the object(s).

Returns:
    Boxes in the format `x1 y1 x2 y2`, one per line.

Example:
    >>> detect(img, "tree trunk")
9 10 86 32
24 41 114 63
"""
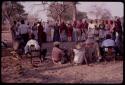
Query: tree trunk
72 3 77 21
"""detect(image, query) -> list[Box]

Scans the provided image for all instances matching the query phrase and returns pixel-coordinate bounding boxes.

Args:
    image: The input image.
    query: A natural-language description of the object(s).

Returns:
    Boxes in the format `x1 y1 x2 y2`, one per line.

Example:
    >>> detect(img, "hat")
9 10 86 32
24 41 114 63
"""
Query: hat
54 41 60 46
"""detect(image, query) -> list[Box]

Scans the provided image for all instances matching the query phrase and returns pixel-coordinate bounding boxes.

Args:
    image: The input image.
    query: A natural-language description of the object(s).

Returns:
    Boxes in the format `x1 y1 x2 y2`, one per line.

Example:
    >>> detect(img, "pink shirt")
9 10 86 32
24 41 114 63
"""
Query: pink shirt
52 47 63 61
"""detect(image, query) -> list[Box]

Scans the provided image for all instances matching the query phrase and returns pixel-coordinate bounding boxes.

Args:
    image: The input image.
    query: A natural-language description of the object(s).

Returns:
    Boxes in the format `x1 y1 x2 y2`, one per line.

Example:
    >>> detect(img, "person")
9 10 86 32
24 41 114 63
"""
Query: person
24 34 40 55
60 22 67 42
32 23 38 40
82 20 88 40
44 21 51 42
72 20 78 41
37 22 46 47
88 20 95 37
73 42 87 65
85 35 101 64
11 21 18 49
101 34 117 61
101 34 115 48
67 23 73 41
99 21 106 43
18 20 29 48
51 42 64 64
76 20 83 41
53 23 60 42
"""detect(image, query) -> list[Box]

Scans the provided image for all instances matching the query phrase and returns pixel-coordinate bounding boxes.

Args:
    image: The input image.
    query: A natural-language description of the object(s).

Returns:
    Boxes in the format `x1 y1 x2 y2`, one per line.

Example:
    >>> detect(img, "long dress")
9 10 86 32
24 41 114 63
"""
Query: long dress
38 25 43 46
53 25 60 42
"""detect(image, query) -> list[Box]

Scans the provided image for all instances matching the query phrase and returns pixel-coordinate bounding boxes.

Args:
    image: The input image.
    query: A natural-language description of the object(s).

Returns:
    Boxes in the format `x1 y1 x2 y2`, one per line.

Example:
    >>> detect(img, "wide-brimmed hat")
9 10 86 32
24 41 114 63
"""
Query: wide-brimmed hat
54 41 60 46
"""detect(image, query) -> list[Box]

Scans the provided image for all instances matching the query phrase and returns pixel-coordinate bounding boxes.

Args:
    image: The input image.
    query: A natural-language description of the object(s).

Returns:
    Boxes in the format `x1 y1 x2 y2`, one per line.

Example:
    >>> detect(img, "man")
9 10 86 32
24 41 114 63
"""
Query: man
85 35 101 64
101 34 115 48
18 20 29 46
24 34 40 55
51 42 64 64
88 20 95 37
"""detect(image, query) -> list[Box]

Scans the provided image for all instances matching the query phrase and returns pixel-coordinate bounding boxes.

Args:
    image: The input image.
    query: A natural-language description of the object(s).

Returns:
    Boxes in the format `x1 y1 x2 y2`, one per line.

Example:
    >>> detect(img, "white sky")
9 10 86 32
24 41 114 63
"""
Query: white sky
20 2 124 21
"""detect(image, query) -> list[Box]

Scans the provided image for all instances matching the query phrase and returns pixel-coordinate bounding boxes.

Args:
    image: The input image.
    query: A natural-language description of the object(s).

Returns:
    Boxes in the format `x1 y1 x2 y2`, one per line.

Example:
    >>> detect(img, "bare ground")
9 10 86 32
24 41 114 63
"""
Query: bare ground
1 32 123 84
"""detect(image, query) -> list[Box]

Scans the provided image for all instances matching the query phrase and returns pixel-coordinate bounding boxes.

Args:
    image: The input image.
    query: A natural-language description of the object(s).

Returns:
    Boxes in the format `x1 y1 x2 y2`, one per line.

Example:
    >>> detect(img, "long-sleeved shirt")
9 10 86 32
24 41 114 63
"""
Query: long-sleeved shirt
24 39 40 54
18 24 29 35
101 39 115 47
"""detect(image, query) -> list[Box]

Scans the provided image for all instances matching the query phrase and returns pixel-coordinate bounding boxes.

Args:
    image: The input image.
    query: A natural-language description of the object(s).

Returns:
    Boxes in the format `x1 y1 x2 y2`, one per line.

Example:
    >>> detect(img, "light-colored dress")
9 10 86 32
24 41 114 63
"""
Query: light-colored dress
73 48 85 64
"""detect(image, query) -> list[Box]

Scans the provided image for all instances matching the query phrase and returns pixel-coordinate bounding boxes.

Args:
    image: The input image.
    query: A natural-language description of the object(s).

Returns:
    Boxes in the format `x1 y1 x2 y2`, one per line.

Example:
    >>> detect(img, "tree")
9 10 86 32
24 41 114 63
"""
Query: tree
47 2 87 22
89 4 112 19
2 1 27 45
47 2 69 23
2 1 27 25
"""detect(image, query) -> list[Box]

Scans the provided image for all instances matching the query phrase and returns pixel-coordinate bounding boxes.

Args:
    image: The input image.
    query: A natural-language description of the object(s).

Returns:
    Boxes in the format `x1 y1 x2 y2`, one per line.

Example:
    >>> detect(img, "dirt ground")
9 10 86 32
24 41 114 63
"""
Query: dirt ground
1 32 123 83
1 48 123 84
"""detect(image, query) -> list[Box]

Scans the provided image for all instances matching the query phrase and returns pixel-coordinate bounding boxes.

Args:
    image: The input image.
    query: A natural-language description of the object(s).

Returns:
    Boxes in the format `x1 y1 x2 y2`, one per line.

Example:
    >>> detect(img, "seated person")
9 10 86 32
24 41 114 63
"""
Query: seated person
51 42 64 64
73 42 87 65
85 35 101 63
101 34 116 56
24 34 40 55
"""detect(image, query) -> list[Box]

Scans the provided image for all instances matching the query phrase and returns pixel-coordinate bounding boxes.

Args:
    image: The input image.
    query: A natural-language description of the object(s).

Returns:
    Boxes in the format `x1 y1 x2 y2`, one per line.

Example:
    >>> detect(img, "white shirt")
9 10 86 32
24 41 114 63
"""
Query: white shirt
101 39 115 47
24 39 40 54
73 49 85 64
88 23 95 29
18 24 29 35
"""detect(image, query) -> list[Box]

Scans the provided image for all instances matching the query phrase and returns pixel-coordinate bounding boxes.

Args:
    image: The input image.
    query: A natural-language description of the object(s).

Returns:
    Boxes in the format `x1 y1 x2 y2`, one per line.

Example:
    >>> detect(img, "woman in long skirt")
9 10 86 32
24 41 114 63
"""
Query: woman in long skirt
53 23 60 42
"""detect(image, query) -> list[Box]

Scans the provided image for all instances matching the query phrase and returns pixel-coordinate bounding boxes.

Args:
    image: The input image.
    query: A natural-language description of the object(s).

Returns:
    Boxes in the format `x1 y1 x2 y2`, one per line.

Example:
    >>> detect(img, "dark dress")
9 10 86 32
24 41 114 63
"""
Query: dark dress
53 25 60 42
38 25 46 46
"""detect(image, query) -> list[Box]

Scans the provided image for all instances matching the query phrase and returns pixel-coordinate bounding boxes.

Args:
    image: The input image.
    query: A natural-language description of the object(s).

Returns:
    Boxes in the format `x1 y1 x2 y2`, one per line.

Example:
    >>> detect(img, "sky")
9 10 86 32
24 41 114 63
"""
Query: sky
20 2 124 21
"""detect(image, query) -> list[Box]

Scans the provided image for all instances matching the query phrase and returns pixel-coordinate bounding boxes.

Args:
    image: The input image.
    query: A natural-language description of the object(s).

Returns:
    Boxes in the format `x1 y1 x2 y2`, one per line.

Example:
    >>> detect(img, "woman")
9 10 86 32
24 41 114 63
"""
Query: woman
37 22 46 47
67 23 73 42
53 23 60 42
88 20 95 37
32 23 38 40
72 21 78 42
60 22 67 42
73 42 86 65
44 21 51 42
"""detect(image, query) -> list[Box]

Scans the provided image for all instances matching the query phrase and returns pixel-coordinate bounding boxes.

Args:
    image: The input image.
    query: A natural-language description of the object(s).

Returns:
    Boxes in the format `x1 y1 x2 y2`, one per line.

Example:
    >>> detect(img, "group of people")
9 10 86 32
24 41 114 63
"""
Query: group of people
10 18 123 65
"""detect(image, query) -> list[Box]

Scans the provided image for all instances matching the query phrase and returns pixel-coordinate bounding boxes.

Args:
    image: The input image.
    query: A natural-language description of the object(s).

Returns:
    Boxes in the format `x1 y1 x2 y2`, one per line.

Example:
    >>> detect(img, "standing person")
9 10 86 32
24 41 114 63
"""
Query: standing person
76 20 83 41
60 22 67 42
53 23 60 42
44 21 51 42
37 22 44 47
32 23 38 40
72 20 78 42
88 20 95 38
83 20 88 40
99 20 106 43
11 21 18 49
50 23 55 42
114 19 123 55
18 20 29 47
67 23 73 42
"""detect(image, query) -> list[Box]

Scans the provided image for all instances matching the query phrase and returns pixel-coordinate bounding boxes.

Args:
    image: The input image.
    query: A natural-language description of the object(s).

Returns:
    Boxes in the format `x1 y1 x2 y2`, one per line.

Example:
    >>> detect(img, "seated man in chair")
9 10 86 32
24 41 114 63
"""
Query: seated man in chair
101 34 116 62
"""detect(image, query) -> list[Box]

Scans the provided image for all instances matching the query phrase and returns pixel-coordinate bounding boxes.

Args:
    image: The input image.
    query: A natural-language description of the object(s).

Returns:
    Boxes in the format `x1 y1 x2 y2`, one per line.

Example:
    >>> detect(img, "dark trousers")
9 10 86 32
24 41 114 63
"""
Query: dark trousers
21 33 29 46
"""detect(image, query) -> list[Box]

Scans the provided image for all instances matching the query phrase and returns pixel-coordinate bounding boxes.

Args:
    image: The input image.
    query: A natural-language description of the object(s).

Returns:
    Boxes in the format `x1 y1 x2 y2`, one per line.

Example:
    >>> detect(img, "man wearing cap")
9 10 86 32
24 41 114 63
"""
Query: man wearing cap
51 42 64 64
